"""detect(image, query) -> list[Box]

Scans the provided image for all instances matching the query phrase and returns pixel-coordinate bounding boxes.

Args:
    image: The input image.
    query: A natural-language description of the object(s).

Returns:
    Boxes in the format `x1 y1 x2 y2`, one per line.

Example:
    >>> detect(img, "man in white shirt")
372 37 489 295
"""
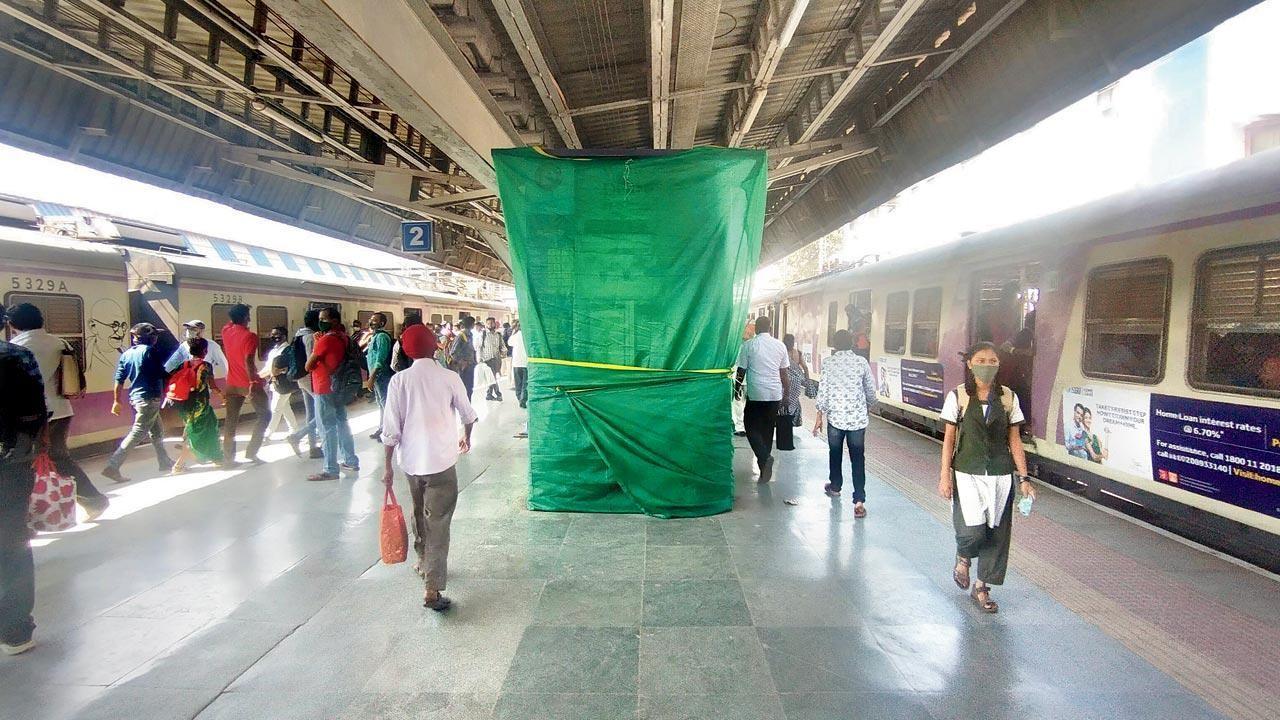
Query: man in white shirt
509 321 528 409
7 303 109 520
734 315 790 482
165 319 228 379
381 324 478 612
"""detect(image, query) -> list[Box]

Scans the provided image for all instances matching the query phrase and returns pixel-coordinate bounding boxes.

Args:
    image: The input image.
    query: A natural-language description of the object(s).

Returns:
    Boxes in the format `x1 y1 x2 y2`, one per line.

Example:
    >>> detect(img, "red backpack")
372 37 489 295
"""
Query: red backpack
165 359 203 405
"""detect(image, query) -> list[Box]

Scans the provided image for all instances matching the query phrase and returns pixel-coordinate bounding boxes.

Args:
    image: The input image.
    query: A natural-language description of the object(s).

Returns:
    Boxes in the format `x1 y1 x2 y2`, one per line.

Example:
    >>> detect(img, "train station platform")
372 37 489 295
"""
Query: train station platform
1 390 1277 720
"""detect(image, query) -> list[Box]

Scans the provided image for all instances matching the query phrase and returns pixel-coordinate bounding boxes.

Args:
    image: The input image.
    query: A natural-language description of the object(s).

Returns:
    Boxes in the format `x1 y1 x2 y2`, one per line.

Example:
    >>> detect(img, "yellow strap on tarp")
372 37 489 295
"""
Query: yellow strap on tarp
528 357 732 374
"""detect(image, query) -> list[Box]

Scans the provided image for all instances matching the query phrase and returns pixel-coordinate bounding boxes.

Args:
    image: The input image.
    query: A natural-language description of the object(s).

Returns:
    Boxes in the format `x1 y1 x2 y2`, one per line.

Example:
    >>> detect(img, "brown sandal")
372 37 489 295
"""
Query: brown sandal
972 584 998 613
853 503 867 518
953 556 971 590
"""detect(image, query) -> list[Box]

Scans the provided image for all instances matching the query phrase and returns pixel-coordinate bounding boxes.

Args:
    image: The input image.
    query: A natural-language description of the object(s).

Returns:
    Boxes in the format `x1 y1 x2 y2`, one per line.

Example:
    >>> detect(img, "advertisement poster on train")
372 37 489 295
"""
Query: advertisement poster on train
1149 394 1280 519
875 356 903 404
1061 386 1153 478
900 359 946 412
876 357 945 412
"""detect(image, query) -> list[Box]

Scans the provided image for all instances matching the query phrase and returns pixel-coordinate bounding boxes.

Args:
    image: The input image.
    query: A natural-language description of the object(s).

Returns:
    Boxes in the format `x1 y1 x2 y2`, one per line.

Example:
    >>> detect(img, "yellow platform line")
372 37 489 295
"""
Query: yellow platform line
528 357 731 374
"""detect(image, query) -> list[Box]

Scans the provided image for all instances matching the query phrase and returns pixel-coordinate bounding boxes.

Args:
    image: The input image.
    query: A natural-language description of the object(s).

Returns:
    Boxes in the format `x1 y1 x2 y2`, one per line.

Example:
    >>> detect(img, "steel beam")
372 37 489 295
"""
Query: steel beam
767 144 877 183
270 0 522 188
726 0 810 147
647 0 675 149
487 0 582 148
669 0 720 148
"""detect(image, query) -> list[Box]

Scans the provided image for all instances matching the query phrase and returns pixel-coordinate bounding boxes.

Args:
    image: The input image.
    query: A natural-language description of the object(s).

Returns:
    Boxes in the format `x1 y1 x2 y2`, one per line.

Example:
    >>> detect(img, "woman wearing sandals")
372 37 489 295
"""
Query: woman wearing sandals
169 337 224 472
937 341 1036 613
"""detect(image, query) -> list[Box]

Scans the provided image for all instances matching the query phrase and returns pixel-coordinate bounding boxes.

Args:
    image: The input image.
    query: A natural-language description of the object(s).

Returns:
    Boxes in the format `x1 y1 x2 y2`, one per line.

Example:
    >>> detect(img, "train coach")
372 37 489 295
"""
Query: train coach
0 203 510 454
756 150 1280 571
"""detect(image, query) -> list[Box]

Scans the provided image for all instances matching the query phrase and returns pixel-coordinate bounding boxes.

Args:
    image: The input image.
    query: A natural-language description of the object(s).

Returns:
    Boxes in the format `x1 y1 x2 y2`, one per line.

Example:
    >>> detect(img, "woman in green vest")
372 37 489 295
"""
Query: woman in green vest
937 341 1036 613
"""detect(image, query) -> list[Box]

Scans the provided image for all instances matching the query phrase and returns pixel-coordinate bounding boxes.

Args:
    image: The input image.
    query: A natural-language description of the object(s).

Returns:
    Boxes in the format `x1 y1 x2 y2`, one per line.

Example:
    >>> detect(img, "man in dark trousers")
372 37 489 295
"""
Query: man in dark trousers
734 316 790 483
0 304 47 655
220 303 271 465
103 323 174 483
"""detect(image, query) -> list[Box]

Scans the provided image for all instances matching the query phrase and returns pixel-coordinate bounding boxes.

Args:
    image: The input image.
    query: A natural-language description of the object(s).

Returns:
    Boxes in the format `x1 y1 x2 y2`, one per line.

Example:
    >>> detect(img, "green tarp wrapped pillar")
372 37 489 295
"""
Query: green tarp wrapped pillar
494 147 766 518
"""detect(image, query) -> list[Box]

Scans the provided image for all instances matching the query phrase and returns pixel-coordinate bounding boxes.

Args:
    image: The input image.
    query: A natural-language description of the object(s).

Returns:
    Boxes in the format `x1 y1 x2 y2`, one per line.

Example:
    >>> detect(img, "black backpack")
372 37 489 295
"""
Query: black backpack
287 335 309 381
335 335 367 405
272 352 299 395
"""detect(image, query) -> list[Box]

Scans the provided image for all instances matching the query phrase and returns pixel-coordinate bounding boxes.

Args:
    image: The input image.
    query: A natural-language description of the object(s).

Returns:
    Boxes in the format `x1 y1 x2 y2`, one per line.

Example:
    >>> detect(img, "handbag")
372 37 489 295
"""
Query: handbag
803 378 819 399
28 452 77 532
379 486 408 564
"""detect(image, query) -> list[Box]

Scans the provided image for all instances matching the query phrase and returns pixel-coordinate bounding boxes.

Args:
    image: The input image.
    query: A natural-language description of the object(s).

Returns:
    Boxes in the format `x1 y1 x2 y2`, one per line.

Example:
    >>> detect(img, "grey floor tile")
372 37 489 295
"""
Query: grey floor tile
502 626 640 694
196 690 355 719
644 543 736 580
639 626 775 696
117 619 296 690
563 515 648 546
103 570 260 621
364 626 526 694
336 692 496 720
640 693 785 720
227 621 398 694
66 686 220 720
450 543 562 580
717 519 808 548
494 693 639 720
533 579 643 626
0 682 102 720
642 579 752 627
417 578 545 627
738 577 864 627
555 543 646 580
779 692 935 720
645 517 727 546
758 627 914 693
730 544 832 580
870 624 1009 695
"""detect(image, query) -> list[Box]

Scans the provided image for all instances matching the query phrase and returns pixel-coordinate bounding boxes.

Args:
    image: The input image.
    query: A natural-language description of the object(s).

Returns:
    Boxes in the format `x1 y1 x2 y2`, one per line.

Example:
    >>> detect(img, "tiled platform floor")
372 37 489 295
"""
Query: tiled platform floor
0 386 1276 719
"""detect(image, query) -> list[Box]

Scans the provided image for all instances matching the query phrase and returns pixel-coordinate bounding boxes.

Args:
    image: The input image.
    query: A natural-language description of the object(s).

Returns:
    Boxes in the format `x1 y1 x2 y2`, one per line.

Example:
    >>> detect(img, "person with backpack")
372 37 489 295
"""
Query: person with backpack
937 340 1036 614
285 310 322 459
389 313 422 374
448 316 478 400
7 303 109 520
364 312 394 441
304 306 359 481
167 337 223 472
261 326 299 441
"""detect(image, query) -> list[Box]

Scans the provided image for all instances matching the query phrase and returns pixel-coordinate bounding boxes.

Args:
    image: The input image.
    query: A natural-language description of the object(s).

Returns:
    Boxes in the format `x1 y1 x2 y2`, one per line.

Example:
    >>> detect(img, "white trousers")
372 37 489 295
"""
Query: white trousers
265 388 298 437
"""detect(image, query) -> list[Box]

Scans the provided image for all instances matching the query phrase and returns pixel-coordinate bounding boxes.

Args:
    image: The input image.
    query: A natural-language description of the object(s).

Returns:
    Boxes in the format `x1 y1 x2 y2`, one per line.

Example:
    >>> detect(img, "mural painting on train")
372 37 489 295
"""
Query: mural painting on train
875 356 945 412
1150 395 1280 519
1061 386 1153 478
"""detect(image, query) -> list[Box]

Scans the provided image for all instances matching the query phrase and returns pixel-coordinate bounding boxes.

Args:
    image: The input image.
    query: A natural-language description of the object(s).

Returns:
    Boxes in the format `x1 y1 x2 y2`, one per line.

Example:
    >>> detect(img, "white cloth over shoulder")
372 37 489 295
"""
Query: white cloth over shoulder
954 472 1012 529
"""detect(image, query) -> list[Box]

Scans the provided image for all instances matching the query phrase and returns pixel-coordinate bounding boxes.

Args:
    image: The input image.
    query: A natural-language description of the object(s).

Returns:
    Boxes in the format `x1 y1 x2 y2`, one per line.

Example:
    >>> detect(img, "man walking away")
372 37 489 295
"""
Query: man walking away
220 304 270 465
262 326 299 441
103 323 174 483
8 303 109 520
0 305 47 655
381 324 477 612
509 320 528 408
735 316 789 483
286 310 323 459
166 319 228 379
364 312 394 441
813 329 878 517
306 307 359 481
449 316 478 400
479 317 505 401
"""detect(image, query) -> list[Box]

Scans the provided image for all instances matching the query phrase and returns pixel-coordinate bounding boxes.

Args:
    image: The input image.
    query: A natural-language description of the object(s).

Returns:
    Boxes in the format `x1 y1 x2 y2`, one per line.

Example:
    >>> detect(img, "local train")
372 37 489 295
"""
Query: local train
0 196 511 453
754 149 1280 571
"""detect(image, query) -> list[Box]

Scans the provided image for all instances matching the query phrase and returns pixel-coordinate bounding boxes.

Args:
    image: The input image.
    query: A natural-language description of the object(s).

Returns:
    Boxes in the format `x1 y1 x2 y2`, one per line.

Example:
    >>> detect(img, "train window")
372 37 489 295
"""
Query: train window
1083 259 1170 383
4 292 86 369
444 314 453 324
910 287 943 357
256 305 288 357
210 303 235 341
1190 243 1280 396
430 313 443 325
826 302 838 346
884 291 909 354
357 310 395 329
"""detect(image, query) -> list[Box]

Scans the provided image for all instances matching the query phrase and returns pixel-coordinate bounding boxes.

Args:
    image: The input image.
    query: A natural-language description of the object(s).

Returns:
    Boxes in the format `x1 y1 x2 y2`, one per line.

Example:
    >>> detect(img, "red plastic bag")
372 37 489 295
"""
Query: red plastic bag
380 486 408 564
28 452 77 532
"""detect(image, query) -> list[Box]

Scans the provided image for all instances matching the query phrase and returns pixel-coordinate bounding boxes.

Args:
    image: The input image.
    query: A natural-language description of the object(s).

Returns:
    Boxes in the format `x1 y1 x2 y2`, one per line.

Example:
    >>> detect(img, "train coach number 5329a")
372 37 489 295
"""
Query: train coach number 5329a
212 293 244 304
10 276 70 293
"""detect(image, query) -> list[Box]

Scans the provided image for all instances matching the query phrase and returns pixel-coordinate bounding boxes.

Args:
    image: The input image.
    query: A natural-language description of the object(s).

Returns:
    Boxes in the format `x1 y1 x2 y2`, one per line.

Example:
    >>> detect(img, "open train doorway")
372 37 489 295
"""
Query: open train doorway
971 264 1040 437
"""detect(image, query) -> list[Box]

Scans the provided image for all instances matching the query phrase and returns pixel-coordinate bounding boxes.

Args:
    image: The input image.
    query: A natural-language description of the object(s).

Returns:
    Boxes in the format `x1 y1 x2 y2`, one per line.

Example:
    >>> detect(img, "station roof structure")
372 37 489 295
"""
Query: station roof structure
0 0 1261 283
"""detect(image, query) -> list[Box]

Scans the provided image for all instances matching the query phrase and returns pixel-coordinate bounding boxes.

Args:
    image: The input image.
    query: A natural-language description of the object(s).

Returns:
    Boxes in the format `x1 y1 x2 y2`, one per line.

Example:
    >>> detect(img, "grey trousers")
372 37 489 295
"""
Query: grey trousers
107 397 172 471
407 466 459 593
952 489 1013 585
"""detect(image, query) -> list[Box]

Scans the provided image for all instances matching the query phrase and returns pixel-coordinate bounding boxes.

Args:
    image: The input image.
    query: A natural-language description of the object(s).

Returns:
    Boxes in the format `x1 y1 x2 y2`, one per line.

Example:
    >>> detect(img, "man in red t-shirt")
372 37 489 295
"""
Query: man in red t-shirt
304 306 359 481
220 304 271 465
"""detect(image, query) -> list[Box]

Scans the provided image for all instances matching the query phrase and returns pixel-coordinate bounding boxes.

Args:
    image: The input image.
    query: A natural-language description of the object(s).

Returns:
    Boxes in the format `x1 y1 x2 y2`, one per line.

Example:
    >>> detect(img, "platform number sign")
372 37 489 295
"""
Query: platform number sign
400 221 435 253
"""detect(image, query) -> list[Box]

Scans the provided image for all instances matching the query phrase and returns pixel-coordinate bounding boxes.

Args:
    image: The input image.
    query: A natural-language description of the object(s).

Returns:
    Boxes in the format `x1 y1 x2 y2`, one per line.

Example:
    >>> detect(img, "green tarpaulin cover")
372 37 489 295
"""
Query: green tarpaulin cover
493 147 766 518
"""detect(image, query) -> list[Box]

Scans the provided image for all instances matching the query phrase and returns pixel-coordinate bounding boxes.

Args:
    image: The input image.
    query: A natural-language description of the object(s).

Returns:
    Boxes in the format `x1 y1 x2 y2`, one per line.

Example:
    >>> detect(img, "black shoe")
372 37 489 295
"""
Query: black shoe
308 447 324 459
1 626 34 656
758 457 774 484
370 431 382 441
245 456 265 466
159 461 175 474
734 431 747 437
102 466 129 484
823 483 840 497
81 497 110 522
339 462 359 473
423 594 452 613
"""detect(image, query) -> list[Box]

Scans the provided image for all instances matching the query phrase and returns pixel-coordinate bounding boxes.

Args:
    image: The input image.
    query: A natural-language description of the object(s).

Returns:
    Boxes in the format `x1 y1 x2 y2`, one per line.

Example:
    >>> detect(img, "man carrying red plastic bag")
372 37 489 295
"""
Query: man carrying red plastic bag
1 304 49 656
379 325 477 612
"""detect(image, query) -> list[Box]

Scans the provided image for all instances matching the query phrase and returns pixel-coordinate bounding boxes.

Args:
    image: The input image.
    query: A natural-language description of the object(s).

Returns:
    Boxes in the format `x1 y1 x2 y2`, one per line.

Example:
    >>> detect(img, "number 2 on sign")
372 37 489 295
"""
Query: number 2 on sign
407 226 426 247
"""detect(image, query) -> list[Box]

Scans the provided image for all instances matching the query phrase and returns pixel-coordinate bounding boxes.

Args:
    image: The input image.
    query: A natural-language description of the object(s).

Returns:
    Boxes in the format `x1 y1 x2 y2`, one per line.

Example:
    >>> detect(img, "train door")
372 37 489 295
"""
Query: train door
848 289 872 360
971 264 1040 434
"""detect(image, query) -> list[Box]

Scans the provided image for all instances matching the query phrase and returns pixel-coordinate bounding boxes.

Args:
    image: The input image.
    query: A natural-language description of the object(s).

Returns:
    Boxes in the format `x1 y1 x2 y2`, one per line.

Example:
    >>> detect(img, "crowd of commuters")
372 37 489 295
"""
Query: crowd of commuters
734 315 1036 613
